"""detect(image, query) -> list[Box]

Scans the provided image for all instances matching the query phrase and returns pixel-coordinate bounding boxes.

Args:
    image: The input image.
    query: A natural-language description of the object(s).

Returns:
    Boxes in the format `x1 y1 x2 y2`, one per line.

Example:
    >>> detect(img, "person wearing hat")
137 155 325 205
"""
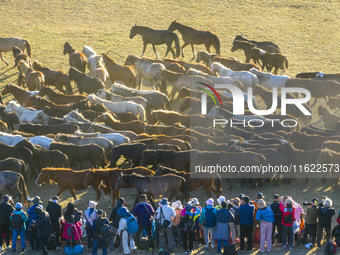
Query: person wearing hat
117 207 137 255
84 201 98 251
155 198 176 252
301 198 319 248
239 196 255 251
290 198 303 244
279 197 295 249
317 198 335 248
180 203 200 253
0 195 15 250
132 194 154 249
46 196 62 250
62 202 82 248
92 209 110 255
183 198 203 247
10 202 28 252
110 197 125 234
215 201 235 253
229 197 241 244
252 193 264 237
33 205 53 255
171 200 183 246
199 198 217 248
270 194 282 246
215 196 226 210
256 199 275 252
27 196 42 252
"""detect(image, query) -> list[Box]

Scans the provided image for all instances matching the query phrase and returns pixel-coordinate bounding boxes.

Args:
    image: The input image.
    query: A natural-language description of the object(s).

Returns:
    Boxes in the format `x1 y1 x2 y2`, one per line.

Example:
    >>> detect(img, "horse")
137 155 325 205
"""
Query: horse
32 61 73 94
0 158 27 183
210 62 259 88
94 112 146 134
196 50 218 67
86 124 137 141
249 68 290 89
68 67 105 94
38 86 86 105
74 130 129 145
4 101 42 123
130 25 180 59
154 165 224 197
22 94 68 110
124 55 165 90
87 94 146 121
211 56 260 71
167 20 220 58
0 37 31 65
163 58 211 75
0 171 28 204
1 83 38 105
0 131 24 145
0 105 20 131
206 106 268 123
63 42 86 72
261 52 289 75
62 109 92 124
82 46 109 83
101 53 136 89
233 35 280 52
18 60 45 91
12 46 31 67
35 168 108 203
115 172 190 209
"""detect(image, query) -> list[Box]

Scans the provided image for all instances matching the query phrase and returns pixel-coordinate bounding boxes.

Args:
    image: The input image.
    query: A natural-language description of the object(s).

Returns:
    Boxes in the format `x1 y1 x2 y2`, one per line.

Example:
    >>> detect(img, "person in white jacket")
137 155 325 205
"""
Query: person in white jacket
84 201 97 251
117 207 136 255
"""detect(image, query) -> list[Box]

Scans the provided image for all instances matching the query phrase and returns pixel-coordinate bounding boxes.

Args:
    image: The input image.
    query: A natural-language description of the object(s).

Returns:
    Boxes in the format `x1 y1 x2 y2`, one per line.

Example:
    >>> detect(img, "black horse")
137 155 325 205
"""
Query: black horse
167 20 220 58
130 25 180 59
68 67 104 94
233 35 280 52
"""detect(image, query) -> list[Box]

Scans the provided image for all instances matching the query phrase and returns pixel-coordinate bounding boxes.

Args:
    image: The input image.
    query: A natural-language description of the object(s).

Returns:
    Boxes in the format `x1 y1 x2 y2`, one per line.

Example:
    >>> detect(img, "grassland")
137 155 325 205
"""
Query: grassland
0 0 340 254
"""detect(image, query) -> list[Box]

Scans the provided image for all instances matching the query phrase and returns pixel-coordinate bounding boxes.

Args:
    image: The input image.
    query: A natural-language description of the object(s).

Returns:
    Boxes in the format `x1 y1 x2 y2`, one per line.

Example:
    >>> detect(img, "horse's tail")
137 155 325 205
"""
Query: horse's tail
131 76 137 89
173 33 181 58
23 39 32 58
213 173 222 195
214 36 221 55
165 97 172 111
79 58 86 73
21 161 28 185
284 56 289 69
63 74 73 95
18 173 28 205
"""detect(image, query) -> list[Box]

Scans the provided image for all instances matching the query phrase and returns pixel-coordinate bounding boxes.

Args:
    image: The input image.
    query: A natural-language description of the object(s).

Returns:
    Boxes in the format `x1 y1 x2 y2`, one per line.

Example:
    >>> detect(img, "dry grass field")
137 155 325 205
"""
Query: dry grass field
1 0 340 254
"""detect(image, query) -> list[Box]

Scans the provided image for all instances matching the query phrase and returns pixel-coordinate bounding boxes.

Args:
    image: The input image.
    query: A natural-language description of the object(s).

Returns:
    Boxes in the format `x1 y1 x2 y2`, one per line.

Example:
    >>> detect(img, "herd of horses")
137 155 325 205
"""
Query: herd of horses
0 20 340 210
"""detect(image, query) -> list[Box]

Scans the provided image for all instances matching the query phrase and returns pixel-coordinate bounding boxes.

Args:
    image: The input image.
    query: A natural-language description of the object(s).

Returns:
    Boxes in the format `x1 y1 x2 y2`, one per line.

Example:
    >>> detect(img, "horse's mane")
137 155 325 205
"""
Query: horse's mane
320 148 338 155
150 109 178 114
8 100 21 107
234 40 255 47
41 167 74 172
323 140 340 145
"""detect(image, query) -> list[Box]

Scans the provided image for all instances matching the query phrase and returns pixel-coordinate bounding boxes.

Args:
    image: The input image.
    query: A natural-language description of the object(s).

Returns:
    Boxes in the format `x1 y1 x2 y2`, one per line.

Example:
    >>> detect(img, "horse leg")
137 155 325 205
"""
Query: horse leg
69 189 78 204
141 42 148 57
137 75 143 90
181 42 189 58
93 185 101 202
204 186 213 198
152 44 159 59
0 52 9 66
149 79 156 90
56 187 66 199
204 44 211 53
190 44 195 60
168 44 176 59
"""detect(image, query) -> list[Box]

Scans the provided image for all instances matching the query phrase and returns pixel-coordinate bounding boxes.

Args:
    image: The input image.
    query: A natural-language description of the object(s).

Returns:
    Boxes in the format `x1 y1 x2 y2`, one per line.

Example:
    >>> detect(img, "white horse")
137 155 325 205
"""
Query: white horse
82 46 109 83
124 55 165 90
249 68 290 89
0 132 24 145
186 68 244 91
74 130 130 145
87 94 146 121
62 109 92 124
4 101 41 123
210 62 259 88
206 106 268 122
29 136 54 149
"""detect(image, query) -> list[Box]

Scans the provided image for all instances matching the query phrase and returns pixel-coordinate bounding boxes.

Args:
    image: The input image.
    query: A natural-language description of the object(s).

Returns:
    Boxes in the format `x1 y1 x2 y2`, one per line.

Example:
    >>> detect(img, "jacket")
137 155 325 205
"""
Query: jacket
84 208 97 226
155 205 176 228
198 205 217 226
239 203 254 226
270 201 282 224
132 202 154 228
110 202 124 228
46 202 62 227
215 209 234 240
34 206 53 238
256 207 275 223
318 207 335 228
27 204 39 226
0 202 15 226
279 202 296 226
93 217 110 239
305 206 318 225
10 209 29 231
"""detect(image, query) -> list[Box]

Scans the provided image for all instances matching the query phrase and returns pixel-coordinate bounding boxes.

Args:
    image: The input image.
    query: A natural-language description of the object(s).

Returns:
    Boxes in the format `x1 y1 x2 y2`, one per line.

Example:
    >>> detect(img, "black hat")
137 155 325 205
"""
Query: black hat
243 196 250 203
257 192 264 199
97 209 103 216
238 194 244 199
52 196 59 201
273 194 279 199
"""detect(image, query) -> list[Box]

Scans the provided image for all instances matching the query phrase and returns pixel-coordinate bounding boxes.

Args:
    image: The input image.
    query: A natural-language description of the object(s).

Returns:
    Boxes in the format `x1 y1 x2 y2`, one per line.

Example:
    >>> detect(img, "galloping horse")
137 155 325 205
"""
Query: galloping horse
130 25 180 59
63 42 86 72
233 35 280 52
167 20 220 58
0 37 31 65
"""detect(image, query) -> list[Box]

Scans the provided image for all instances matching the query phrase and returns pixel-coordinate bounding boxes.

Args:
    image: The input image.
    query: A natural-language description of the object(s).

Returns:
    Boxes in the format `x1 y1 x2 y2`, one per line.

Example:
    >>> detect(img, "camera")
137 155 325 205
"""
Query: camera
303 202 312 206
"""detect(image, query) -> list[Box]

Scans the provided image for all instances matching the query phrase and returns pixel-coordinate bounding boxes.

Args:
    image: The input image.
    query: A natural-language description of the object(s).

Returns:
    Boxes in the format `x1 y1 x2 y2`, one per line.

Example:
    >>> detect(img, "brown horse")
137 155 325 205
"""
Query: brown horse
155 165 224 197
115 172 190 209
63 42 86 72
1 83 35 105
163 58 211 75
83 167 155 207
233 35 280 52
94 112 146 134
101 52 136 88
18 61 45 91
38 86 86 105
22 94 66 110
35 168 108 203
167 20 220 58
0 37 31 65
12 46 31 67
211 56 260 71
262 52 289 75
33 61 73 94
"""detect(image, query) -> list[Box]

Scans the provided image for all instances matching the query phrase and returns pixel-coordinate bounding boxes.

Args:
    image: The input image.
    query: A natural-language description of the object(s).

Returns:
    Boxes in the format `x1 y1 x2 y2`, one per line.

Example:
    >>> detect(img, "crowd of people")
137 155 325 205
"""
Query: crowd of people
0 192 339 254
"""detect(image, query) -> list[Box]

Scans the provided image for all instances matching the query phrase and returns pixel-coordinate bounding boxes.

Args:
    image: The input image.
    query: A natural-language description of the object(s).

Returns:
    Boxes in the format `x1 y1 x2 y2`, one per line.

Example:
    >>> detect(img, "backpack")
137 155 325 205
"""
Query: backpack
183 214 194 232
11 213 23 231
47 234 57 250
233 207 241 225
284 213 294 224
325 239 337 255
99 221 113 242
137 236 150 250
224 244 237 255
126 215 138 234
204 207 216 228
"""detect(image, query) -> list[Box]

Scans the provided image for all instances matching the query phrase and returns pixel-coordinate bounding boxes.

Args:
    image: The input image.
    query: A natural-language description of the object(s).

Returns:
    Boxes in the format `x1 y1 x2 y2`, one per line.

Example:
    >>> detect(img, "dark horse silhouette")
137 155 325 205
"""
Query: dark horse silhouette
63 42 86 73
233 35 280 53
130 25 180 59
167 20 220 58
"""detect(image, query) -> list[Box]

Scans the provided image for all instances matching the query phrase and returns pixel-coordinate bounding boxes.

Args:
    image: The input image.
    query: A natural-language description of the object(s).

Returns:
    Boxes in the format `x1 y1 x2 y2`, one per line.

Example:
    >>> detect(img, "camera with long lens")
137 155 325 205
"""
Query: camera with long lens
303 202 312 206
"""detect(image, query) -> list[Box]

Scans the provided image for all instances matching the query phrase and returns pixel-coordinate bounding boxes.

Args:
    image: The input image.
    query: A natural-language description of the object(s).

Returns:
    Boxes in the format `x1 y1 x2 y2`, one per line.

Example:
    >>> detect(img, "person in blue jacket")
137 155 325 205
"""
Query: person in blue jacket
199 198 217 248
256 199 275 253
27 196 42 252
239 196 254 252
10 203 28 252
215 201 234 253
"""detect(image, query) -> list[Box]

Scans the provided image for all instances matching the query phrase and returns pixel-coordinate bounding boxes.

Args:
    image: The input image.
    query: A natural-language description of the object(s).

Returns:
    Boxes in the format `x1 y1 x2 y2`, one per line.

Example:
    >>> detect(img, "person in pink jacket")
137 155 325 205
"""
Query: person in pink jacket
279 198 296 249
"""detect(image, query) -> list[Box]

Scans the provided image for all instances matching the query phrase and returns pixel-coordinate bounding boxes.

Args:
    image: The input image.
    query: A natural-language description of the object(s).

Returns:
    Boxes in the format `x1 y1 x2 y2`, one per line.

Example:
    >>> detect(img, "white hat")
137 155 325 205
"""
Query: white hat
217 196 226 204
324 198 332 207
171 201 183 210
89 201 97 209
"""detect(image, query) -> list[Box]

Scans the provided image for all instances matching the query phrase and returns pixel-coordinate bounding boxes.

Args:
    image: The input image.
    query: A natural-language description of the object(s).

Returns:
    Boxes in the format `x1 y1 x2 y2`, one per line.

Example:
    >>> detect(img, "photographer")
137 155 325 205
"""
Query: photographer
317 198 335 248
0 195 15 250
301 198 318 249
34 205 53 255
62 202 82 248
279 197 295 249
270 194 282 246
27 196 42 252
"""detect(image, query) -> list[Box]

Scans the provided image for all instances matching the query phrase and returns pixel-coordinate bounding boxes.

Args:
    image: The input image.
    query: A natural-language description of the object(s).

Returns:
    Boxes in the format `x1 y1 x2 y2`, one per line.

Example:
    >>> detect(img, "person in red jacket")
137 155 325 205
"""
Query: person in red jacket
279 197 295 249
